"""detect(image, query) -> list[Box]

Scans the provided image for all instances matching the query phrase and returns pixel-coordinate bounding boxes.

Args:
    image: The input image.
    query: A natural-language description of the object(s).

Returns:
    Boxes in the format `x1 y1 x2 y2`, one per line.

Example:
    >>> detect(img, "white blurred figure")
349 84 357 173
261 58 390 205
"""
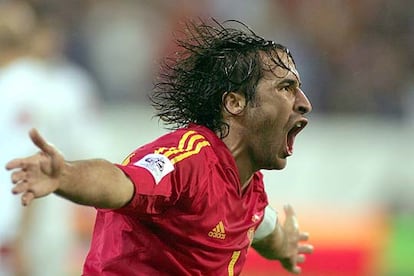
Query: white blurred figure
0 1 104 275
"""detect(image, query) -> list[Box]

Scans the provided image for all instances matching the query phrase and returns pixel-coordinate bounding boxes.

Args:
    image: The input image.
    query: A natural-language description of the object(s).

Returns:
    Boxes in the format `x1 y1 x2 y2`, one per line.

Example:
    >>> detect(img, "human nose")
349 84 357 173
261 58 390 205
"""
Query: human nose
295 89 312 115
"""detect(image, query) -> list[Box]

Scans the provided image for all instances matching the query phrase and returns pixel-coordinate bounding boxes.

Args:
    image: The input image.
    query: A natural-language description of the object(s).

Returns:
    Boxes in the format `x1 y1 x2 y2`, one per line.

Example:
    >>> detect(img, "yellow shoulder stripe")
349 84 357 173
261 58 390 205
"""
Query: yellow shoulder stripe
171 140 210 164
121 152 135 165
154 130 210 165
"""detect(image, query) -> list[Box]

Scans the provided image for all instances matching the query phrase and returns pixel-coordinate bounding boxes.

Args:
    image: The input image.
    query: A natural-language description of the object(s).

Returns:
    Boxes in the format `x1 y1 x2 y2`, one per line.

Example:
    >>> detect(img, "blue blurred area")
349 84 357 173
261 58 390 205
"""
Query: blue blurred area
65 0 414 121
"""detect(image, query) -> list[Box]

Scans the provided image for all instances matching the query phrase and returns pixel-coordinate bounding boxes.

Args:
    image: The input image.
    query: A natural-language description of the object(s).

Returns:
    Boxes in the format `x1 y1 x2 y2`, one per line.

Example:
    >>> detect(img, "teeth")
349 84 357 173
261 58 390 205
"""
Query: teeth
296 122 302 128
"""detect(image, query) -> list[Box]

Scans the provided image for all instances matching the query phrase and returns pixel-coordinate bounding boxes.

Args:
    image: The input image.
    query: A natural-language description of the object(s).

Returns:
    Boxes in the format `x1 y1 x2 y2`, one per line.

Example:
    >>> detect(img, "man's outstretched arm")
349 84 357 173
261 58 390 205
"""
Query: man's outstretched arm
6 128 134 209
252 205 314 274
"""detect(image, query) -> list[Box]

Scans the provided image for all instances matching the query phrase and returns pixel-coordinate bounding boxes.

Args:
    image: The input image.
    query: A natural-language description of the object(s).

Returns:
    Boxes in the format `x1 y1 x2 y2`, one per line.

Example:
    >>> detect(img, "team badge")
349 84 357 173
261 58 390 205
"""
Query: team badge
134 153 174 184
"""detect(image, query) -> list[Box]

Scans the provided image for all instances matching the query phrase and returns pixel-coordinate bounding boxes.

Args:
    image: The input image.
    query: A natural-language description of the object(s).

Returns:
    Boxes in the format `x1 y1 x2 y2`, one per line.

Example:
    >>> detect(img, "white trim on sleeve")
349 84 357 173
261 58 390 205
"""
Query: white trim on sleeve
253 205 277 242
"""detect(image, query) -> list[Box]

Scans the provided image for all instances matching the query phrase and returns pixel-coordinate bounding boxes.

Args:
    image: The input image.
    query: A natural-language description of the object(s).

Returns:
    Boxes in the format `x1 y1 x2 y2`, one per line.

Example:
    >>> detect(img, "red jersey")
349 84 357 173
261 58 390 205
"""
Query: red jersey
83 124 268 276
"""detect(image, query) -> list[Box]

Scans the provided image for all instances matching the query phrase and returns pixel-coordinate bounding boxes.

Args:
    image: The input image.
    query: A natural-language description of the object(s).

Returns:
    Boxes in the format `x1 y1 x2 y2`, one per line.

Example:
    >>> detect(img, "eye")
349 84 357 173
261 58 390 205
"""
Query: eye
276 79 300 94
280 85 294 93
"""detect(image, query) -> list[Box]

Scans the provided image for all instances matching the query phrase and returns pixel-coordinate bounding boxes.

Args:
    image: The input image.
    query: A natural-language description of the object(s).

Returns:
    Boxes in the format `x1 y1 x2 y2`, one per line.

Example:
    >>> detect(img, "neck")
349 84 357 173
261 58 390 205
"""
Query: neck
221 124 256 191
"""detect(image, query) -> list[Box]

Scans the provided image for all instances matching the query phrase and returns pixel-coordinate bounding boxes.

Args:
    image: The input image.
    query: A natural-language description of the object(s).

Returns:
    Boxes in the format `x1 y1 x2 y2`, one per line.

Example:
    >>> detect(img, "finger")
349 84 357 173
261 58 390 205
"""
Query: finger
298 244 314 254
291 266 301 274
12 181 28 194
296 254 306 264
5 158 27 170
21 191 35 206
11 170 26 184
284 204 299 229
29 128 55 156
284 204 296 217
299 232 309 241
282 261 301 275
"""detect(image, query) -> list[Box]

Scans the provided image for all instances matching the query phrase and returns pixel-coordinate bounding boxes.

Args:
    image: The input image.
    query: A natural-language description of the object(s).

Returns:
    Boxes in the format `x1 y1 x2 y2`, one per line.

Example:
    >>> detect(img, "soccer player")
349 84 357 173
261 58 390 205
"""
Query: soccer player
6 20 314 275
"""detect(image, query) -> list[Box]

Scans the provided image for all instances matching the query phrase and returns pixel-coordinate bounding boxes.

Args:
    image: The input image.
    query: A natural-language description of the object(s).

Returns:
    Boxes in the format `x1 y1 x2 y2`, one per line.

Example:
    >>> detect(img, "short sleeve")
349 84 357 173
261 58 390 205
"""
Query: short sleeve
114 153 180 215
113 130 212 216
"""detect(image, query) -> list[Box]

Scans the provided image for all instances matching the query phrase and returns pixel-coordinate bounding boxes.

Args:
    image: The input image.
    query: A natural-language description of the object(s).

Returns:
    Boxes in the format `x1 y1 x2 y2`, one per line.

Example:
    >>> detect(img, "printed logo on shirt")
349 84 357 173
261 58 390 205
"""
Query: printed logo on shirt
251 213 262 223
208 221 226 240
134 153 174 184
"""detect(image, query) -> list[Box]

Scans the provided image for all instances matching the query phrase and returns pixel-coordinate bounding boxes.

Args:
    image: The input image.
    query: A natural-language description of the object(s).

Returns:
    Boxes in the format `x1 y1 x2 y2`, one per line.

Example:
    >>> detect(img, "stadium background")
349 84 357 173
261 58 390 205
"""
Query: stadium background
1 0 413 275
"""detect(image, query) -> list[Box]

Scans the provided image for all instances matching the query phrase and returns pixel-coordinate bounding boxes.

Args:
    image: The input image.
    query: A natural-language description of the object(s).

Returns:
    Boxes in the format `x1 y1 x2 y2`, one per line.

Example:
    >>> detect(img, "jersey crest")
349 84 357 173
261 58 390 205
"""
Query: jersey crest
134 153 174 184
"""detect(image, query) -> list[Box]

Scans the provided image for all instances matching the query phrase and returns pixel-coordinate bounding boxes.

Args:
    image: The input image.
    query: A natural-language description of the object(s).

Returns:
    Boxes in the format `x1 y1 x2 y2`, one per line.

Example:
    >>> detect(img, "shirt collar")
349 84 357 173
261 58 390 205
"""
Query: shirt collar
187 123 238 171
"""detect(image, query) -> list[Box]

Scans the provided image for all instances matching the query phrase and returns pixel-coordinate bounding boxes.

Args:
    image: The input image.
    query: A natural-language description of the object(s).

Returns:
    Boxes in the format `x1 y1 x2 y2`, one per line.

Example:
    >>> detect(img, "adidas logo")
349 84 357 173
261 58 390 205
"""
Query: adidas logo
208 221 226 240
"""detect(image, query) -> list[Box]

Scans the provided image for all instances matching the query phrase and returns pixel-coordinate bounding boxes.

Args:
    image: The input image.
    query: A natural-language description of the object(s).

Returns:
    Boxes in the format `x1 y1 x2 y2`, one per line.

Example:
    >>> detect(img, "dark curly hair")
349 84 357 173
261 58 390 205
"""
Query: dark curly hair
151 19 295 138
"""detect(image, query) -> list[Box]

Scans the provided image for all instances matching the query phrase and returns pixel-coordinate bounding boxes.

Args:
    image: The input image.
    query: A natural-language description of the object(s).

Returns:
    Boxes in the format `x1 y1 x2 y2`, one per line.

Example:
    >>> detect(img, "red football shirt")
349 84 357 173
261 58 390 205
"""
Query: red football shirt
83 124 268 276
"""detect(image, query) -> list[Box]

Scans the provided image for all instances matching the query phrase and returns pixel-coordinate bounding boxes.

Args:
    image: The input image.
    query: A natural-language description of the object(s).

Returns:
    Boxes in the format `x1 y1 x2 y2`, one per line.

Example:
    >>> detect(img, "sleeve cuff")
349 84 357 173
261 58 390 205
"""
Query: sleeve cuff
253 205 277 242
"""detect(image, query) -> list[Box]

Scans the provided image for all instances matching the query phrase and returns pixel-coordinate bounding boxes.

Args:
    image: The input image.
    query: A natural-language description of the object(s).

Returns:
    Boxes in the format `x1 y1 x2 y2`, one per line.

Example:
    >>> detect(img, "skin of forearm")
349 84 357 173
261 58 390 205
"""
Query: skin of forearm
252 222 285 260
55 159 134 209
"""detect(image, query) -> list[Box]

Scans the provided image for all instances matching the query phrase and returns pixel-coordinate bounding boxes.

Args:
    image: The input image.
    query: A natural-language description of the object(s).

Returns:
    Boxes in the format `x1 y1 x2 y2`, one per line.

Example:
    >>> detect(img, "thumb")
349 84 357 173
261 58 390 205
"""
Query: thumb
283 204 299 230
284 204 296 217
29 128 56 156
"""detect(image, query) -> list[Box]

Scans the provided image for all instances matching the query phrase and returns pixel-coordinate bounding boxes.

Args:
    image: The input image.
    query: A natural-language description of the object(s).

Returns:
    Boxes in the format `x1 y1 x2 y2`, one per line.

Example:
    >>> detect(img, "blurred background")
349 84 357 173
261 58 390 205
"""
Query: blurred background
0 0 413 275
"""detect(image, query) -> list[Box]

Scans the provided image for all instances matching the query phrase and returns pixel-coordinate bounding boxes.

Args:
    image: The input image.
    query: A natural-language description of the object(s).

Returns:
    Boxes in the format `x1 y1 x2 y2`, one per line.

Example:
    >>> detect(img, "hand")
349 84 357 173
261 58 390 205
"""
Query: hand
278 204 314 274
5 128 65 206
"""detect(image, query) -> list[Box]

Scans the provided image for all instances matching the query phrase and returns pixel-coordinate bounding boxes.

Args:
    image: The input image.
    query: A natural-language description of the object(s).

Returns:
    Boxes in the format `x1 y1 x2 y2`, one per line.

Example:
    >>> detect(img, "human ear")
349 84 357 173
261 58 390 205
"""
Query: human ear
222 92 246 116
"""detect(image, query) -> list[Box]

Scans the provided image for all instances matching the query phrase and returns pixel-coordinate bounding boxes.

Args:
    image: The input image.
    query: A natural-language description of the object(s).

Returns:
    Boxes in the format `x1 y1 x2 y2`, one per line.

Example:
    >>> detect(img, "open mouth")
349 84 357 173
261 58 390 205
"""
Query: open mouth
286 120 308 156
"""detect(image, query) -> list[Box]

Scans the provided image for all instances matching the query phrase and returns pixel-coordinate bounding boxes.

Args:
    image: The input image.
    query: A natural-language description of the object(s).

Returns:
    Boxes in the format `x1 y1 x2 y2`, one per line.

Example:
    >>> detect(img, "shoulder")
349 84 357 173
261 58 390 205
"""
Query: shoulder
121 127 215 170
153 128 213 165
117 128 215 200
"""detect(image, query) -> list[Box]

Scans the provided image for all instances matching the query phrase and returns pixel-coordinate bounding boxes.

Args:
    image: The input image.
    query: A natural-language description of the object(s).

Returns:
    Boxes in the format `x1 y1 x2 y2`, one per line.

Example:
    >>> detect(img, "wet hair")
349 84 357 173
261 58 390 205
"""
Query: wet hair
151 19 295 138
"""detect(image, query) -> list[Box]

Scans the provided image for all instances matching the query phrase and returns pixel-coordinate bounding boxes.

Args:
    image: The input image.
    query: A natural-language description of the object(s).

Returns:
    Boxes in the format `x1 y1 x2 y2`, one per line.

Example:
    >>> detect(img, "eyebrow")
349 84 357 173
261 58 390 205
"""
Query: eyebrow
278 78 302 88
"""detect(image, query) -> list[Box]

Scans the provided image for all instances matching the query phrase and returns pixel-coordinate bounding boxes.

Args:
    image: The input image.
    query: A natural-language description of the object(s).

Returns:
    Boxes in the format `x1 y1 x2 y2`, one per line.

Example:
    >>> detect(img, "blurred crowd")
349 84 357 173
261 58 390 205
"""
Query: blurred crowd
1 0 413 275
13 0 412 120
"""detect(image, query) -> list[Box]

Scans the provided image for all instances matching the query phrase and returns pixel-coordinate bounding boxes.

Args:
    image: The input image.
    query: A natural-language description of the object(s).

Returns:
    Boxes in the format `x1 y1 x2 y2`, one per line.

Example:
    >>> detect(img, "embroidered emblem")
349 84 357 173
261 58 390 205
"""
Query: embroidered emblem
134 153 174 184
